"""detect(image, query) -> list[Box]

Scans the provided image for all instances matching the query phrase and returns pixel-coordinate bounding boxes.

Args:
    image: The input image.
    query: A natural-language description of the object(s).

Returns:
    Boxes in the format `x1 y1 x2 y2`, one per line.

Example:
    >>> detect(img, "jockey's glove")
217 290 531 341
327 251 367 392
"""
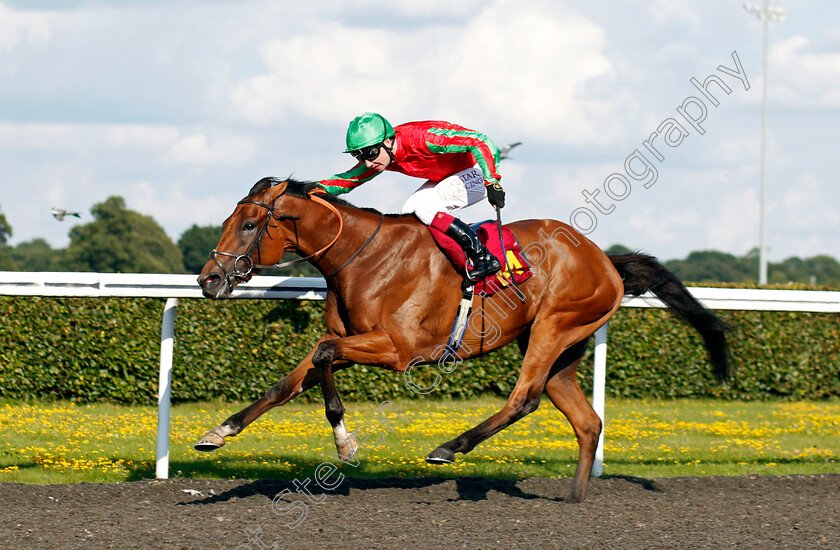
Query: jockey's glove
486 182 506 209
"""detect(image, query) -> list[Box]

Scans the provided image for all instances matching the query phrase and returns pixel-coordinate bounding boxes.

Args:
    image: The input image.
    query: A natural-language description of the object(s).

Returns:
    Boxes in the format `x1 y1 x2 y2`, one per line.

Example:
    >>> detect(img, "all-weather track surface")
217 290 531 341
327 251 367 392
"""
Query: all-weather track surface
1 475 838 549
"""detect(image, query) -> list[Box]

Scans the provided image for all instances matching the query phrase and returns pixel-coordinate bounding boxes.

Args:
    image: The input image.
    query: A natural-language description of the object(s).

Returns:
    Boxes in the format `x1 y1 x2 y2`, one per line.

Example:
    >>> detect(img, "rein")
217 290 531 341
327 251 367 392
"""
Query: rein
209 188 380 288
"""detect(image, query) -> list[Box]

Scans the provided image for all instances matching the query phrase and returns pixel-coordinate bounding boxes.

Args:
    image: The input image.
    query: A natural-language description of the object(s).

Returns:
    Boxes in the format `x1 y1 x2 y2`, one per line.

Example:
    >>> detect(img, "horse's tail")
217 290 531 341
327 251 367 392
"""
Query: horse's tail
608 253 732 382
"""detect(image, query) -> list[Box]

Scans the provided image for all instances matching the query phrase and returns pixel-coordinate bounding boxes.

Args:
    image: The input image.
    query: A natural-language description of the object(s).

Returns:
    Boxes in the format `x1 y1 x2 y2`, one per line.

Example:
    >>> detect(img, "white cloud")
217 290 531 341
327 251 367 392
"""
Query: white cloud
770 35 840 108
168 132 255 165
0 4 55 51
1 0 838 266
648 0 701 27
624 208 702 247
0 122 254 165
230 0 624 146
131 180 233 238
707 135 760 165
357 0 486 18
704 188 759 255
0 122 74 150
442 3 618 144
0 122 179 152
230 22 401 124
104 125 180 149
778 174 840 230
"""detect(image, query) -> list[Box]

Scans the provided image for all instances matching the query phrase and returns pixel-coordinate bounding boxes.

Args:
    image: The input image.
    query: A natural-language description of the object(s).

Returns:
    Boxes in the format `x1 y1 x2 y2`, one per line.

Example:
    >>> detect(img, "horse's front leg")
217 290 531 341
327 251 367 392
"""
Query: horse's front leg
195 337 331 451
311 329 400 460
314 348 357 460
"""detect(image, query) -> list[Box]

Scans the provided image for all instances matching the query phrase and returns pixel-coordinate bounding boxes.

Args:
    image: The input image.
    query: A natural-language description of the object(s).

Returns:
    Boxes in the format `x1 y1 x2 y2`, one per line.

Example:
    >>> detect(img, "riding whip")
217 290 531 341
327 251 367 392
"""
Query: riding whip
496 207 525 303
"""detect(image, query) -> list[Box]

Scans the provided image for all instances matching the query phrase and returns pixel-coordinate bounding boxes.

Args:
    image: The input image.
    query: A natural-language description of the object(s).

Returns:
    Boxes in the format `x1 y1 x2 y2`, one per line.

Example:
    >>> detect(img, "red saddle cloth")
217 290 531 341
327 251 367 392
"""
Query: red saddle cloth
429 221 532 296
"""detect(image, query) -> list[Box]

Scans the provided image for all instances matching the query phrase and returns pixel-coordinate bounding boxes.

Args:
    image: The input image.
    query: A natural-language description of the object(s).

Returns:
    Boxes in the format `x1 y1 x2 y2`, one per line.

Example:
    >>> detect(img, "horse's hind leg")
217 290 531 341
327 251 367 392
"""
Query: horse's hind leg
543 340 602 503
426 319 581 464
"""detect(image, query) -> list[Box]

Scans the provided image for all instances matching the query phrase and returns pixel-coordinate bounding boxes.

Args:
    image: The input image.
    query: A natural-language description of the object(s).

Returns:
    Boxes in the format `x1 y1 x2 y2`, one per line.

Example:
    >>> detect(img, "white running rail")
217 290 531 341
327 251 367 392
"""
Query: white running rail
0 272 325 479
1 272 838 479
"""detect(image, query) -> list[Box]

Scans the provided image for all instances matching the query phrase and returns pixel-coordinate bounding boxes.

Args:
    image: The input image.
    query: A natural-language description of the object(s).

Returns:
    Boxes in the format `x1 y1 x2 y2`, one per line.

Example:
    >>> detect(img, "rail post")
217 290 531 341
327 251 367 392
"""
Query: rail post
156 298 179 479
592 322 608 477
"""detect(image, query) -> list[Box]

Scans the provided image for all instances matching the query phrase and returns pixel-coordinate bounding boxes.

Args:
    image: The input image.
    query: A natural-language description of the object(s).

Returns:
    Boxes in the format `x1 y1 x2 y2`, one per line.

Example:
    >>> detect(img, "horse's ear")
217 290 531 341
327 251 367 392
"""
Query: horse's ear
267 179 289 198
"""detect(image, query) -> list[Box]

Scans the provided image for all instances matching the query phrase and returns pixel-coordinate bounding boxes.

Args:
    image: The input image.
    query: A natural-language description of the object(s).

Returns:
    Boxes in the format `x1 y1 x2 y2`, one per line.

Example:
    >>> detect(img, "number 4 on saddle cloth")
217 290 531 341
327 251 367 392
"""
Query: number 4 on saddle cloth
429 220 533 352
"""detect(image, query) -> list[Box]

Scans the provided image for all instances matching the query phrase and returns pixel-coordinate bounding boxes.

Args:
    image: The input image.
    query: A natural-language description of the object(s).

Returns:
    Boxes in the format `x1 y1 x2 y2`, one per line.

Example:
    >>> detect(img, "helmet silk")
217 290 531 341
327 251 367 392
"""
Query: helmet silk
344 112 395 152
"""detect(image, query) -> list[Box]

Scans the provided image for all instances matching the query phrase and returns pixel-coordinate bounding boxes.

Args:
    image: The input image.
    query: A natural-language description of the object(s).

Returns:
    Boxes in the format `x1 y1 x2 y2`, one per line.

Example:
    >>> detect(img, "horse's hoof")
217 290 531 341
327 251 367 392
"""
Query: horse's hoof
194 432 225 452
336 435 359 462
425 446 455 464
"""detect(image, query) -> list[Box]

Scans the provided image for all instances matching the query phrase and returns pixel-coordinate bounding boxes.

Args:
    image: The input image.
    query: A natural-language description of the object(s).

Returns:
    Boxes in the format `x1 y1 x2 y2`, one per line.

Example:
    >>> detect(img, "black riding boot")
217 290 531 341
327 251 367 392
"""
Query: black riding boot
444 218 502 282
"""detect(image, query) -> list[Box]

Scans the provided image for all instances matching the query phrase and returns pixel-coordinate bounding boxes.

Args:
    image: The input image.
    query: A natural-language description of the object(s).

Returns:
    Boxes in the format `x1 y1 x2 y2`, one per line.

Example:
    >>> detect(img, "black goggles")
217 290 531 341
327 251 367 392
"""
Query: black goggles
350 143 382 162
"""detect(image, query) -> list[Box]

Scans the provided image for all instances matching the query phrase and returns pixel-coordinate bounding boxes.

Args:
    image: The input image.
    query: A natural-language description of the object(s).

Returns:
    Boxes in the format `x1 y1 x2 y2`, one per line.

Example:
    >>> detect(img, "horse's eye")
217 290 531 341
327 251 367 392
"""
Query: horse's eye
243 221 257 232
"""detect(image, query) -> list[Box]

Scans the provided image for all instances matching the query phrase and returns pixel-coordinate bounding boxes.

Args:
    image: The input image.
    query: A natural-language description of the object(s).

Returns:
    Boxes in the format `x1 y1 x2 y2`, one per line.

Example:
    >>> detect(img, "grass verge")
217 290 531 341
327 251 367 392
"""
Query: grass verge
1 397 837 484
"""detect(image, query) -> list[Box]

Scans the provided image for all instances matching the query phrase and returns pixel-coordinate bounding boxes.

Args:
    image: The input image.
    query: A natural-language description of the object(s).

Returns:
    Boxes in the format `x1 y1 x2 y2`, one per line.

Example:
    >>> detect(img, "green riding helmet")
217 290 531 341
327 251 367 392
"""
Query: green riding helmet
344 112 395 152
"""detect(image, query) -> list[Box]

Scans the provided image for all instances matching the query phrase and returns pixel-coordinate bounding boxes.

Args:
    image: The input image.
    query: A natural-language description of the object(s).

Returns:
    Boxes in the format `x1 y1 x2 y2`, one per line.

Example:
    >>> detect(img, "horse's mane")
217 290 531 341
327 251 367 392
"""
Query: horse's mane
247 177 409 218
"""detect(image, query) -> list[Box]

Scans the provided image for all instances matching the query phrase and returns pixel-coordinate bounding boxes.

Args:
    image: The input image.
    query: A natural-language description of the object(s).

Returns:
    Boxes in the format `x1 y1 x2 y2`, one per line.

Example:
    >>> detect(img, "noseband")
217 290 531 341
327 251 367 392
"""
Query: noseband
209 190 345 291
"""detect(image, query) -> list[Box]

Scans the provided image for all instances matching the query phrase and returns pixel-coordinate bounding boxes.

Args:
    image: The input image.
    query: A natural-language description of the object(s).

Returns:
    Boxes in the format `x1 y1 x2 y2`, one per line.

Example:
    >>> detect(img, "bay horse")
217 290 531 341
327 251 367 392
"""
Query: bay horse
196 177 731 503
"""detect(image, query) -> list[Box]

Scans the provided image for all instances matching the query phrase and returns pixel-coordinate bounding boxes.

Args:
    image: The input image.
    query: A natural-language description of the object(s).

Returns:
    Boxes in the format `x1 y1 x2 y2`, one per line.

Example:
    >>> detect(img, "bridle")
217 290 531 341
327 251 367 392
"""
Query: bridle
208 187 381 291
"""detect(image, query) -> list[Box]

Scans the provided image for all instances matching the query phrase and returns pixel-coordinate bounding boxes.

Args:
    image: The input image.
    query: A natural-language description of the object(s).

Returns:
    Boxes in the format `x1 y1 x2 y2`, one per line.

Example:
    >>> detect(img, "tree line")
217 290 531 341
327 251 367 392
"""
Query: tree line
604 245 840 287
1 199 838 286
0 197 319 277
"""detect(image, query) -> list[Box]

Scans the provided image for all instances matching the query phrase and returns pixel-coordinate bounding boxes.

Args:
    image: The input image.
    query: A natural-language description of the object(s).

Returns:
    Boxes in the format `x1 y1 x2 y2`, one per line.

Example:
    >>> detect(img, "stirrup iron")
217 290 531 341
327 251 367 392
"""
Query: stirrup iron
447 284 474 352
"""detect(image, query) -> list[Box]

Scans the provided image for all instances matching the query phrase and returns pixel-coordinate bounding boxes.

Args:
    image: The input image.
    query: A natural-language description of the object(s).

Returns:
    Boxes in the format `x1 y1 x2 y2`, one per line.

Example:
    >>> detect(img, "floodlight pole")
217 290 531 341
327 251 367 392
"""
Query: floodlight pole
743 0 784 285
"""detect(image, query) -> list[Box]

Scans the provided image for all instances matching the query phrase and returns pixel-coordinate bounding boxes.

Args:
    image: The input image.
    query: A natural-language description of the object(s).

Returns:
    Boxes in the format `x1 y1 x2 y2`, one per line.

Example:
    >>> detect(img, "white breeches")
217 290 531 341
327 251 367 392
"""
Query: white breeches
400 166 487 225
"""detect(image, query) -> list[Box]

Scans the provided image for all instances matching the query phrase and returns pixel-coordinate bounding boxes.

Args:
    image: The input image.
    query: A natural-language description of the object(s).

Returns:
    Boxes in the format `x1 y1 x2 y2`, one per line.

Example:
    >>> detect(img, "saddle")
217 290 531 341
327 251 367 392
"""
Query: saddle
429 220 533 352
429 220 532 296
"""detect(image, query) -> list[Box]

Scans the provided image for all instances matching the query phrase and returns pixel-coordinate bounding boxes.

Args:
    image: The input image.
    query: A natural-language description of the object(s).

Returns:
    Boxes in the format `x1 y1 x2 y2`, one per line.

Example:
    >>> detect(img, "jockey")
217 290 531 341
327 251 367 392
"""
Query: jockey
318 112 506 282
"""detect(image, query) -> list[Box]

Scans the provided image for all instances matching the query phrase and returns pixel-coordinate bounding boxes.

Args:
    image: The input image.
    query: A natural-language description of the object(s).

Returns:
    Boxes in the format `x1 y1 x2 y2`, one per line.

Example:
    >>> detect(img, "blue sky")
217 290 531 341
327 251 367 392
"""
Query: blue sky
1 0 838 265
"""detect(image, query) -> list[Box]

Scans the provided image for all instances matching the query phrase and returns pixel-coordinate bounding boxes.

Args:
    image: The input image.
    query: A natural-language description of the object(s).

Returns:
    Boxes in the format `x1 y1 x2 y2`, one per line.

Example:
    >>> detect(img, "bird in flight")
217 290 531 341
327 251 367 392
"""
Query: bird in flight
51 208 81 221
499 141 522 160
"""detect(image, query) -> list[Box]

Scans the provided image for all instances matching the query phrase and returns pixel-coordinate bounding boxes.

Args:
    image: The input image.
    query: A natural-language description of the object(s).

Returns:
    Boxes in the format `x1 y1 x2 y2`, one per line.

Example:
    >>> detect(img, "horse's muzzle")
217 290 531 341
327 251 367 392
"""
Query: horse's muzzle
198 271 231 299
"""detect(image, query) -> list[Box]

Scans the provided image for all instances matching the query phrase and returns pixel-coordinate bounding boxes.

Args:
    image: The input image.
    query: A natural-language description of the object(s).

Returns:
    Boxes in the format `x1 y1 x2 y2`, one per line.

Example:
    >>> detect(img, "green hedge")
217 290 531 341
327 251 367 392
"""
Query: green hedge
1 293 838 404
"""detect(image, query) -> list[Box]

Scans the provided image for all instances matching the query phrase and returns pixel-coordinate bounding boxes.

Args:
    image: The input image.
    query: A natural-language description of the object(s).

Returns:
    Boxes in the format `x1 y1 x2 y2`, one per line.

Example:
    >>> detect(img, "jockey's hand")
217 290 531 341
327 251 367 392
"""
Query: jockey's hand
486 182 505 209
